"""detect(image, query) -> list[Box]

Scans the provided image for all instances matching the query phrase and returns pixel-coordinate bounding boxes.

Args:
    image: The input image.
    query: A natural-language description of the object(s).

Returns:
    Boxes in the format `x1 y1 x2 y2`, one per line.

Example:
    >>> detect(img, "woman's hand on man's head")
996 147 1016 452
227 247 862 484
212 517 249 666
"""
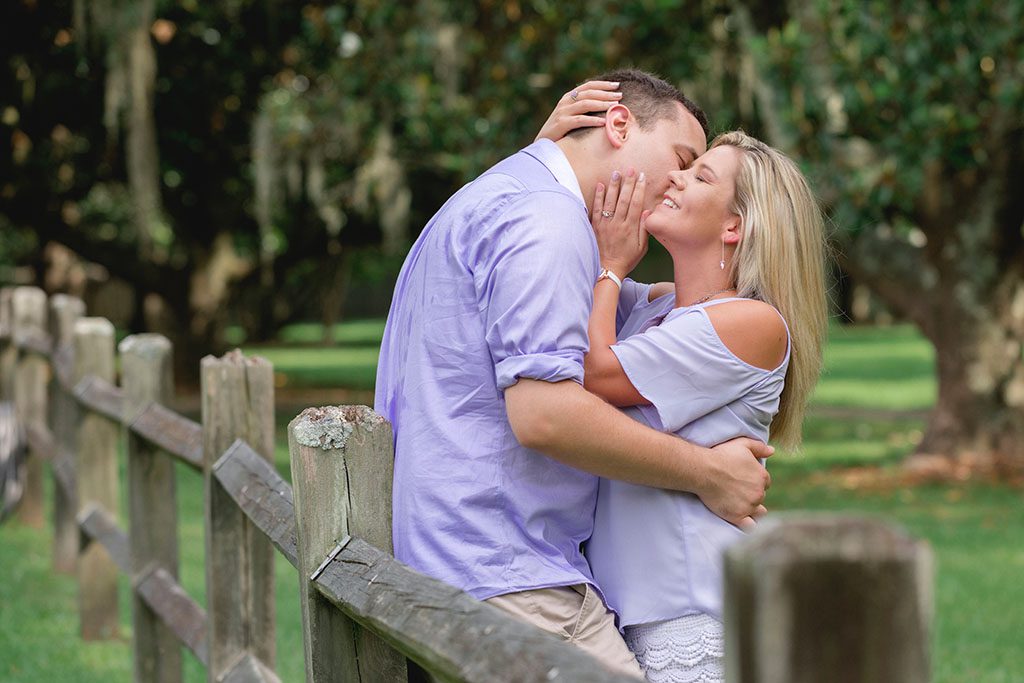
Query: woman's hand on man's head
535 80 622 142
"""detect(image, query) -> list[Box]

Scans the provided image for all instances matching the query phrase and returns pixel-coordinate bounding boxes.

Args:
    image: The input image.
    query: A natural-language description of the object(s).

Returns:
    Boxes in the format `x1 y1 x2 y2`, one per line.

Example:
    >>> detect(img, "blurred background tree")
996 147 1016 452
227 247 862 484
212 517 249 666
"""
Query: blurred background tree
727 0 1024 471
1 0 1021 469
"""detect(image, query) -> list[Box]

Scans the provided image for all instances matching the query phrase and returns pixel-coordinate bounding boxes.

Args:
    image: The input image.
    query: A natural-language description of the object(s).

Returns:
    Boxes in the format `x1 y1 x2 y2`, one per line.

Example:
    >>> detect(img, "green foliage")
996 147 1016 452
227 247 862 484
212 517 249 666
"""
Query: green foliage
258 2 721 220
751 1 1024 238
0 215 37 269
6 0 1021 250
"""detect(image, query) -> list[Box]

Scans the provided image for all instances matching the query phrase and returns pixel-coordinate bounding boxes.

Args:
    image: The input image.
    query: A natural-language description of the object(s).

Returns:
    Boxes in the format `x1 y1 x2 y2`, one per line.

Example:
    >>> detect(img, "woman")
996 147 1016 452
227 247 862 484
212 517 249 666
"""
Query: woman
543 93 828 680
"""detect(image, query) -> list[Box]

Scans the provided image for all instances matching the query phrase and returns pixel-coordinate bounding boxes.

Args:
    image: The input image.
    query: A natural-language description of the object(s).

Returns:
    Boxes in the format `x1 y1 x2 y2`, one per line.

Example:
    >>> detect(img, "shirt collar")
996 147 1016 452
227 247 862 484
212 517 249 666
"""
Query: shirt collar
523 138 586 206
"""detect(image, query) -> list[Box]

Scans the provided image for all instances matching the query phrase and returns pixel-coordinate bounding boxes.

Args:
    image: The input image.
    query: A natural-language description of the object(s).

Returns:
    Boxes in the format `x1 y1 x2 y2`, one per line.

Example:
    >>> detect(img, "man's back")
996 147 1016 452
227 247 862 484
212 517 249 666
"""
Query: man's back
375 140 602 600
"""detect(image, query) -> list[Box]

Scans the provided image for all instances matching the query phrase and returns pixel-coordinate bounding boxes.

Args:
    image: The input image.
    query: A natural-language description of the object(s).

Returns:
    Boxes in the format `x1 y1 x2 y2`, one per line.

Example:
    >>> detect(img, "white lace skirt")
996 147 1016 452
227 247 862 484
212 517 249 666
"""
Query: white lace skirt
623 613 724 683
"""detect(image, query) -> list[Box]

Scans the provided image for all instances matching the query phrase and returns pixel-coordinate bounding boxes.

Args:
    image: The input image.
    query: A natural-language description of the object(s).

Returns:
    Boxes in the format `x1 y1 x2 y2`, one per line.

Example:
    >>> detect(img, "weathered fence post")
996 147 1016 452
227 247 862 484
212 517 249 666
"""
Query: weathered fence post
0 287 15 400
201 350 277 681
289 405 407 683
12 286 48 527
122 334 182 683
74 317 121 640
49 294 84 573
724 515 933 683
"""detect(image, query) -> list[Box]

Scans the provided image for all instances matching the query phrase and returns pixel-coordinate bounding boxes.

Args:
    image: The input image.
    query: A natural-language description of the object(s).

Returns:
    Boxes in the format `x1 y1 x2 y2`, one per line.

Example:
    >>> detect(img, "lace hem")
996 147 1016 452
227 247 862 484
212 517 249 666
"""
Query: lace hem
623 613 724 683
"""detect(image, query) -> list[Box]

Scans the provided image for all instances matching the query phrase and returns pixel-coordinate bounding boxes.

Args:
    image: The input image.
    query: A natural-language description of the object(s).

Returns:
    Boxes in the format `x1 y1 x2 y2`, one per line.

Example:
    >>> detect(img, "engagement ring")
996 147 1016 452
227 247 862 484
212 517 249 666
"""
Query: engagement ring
601 210 614 218
570 90 579 101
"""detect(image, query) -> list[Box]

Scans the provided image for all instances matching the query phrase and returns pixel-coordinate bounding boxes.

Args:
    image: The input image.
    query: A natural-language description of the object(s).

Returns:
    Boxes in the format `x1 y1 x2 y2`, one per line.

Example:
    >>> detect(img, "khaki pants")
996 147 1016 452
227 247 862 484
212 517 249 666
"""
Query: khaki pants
486 584 644 678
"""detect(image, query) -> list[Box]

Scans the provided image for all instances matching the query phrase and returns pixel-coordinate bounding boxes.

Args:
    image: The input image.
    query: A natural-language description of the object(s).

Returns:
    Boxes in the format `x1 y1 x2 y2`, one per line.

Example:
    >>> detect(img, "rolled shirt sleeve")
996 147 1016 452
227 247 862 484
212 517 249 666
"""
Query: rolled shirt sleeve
476 191 600 391
610 307 771 432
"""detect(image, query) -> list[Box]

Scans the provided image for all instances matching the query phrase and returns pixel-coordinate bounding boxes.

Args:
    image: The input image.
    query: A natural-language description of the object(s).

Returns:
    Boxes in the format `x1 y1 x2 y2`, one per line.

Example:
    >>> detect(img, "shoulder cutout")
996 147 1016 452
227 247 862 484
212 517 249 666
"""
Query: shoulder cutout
648 282 674 302
704 300 788 370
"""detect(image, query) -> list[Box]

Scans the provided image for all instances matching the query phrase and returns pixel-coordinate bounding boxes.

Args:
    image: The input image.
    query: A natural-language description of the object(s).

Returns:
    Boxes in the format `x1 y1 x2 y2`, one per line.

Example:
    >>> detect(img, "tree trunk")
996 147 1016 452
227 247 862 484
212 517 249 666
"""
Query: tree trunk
911 283 1024 476
125 0 166 262
319 241 353 346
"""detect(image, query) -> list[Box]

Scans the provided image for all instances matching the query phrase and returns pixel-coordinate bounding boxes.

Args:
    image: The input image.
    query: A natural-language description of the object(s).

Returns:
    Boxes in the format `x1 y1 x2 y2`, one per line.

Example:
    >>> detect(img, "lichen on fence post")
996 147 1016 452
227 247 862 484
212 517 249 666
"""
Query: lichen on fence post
73 316 121 640
289 405 407 683
201 349 277 682
723 515 932 683
12 286 48 528
49 294 84 573
122 333 182 683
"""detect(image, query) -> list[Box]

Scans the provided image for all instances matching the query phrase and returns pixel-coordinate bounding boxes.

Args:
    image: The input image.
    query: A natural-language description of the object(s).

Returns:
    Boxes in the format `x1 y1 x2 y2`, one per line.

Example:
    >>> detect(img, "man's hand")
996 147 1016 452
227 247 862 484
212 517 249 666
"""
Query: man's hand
700 437 774 530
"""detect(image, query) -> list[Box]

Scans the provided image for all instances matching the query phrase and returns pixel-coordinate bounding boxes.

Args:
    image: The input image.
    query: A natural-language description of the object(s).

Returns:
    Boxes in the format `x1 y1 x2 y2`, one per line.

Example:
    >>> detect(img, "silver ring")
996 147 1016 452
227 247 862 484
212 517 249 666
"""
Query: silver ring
601 210 614 218
570 90 579 101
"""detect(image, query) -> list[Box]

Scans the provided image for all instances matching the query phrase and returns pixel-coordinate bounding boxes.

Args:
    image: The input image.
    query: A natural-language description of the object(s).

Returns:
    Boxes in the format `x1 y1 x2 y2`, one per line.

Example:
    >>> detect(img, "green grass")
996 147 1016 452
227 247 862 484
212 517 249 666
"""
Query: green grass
236 319 384 391
225 319 387 347
272 320 386 346
0 509 132 682
768 479 1024 683
810 323 937 410
782 414 925 468
251 345 380 391
0 459 307 682
2 320 1021 682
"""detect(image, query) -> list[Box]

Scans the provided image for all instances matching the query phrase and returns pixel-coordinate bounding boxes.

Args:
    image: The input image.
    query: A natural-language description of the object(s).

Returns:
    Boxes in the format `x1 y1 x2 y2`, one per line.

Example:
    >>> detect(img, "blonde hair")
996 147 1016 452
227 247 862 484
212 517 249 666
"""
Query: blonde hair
711 131 828 450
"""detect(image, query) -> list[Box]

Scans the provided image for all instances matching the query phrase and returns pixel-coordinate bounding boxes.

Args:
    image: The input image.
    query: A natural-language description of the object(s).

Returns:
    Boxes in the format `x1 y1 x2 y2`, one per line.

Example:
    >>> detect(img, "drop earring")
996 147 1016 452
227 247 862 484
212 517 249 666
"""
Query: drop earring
720 241 726 270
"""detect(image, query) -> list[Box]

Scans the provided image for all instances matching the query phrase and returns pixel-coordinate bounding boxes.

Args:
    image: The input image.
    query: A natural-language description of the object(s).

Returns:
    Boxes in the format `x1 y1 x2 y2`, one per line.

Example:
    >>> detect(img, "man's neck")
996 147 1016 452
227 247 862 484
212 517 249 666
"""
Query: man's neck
555 138 605 215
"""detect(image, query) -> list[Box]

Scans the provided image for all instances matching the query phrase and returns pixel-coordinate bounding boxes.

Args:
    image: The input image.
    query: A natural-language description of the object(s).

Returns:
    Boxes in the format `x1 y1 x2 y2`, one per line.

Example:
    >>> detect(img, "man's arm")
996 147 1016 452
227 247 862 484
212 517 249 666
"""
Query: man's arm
505 378 772 529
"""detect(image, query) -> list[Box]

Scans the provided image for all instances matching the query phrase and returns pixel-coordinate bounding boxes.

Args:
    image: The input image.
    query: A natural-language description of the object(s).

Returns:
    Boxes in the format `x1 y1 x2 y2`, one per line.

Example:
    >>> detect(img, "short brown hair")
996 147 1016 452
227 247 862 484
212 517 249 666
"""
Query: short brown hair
569 68 709 139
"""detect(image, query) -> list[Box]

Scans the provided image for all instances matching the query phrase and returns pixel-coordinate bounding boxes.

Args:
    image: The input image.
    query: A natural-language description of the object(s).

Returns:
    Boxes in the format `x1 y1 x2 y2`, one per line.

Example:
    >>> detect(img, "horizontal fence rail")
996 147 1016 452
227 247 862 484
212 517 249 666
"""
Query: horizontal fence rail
12 327 203 472
213 439 299 568
74 375 124 423
313 536 634 682
78 503 130 573
134 565 210 667
0 285 933 683
130 402 204 470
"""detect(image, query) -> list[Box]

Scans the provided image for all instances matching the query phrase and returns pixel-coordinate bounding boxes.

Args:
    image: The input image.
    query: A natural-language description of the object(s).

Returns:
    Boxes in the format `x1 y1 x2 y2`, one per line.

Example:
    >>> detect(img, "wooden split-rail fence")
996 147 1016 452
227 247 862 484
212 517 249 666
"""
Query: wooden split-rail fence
0 285 934 683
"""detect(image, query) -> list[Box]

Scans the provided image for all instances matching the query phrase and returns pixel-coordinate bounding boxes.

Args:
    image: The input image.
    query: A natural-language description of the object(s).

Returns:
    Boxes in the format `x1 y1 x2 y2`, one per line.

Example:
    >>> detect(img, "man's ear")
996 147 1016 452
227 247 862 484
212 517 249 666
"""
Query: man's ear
603 104 632 149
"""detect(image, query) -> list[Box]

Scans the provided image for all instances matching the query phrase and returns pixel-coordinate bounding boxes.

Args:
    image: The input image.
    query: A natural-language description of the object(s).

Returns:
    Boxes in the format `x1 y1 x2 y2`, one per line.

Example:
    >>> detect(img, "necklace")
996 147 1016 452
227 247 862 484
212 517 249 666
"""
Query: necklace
688 287 736 307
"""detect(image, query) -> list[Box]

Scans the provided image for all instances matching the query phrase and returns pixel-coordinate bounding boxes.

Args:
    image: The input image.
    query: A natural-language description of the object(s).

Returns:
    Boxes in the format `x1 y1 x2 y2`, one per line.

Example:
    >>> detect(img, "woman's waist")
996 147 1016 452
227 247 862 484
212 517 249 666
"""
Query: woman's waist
587 481 744 624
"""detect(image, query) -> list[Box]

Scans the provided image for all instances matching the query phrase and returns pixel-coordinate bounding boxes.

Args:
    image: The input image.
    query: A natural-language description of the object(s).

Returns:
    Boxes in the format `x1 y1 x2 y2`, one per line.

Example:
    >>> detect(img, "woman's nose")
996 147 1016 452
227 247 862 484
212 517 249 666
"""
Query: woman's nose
668 170 686 188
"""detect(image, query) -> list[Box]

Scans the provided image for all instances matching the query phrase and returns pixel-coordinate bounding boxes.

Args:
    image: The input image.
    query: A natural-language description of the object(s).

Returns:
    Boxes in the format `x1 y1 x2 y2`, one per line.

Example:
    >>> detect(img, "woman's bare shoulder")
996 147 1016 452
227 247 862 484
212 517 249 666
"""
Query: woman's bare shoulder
648 282 674 302
704 299 788 370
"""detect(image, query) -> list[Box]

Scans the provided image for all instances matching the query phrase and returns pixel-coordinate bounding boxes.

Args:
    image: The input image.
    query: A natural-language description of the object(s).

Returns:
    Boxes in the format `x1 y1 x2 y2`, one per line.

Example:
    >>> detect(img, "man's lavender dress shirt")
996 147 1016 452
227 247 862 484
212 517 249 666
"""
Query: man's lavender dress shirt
375 139 602 600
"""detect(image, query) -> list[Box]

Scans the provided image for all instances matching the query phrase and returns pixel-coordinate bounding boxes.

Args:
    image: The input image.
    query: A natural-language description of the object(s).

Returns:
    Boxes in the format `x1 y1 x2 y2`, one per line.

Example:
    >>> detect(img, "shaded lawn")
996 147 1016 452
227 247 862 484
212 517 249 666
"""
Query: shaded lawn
1 321 1021 682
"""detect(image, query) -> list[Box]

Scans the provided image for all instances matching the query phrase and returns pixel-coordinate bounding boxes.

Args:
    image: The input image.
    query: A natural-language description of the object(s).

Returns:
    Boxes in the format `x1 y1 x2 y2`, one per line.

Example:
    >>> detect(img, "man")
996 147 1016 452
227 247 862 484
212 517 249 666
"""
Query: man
374 69 772 675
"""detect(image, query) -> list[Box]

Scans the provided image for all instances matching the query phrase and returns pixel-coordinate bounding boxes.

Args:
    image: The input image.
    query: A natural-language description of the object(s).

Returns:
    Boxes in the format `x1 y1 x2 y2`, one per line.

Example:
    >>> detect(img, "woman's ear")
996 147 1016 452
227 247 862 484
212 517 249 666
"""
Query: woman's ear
604 104 632 149
723 215 742 245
